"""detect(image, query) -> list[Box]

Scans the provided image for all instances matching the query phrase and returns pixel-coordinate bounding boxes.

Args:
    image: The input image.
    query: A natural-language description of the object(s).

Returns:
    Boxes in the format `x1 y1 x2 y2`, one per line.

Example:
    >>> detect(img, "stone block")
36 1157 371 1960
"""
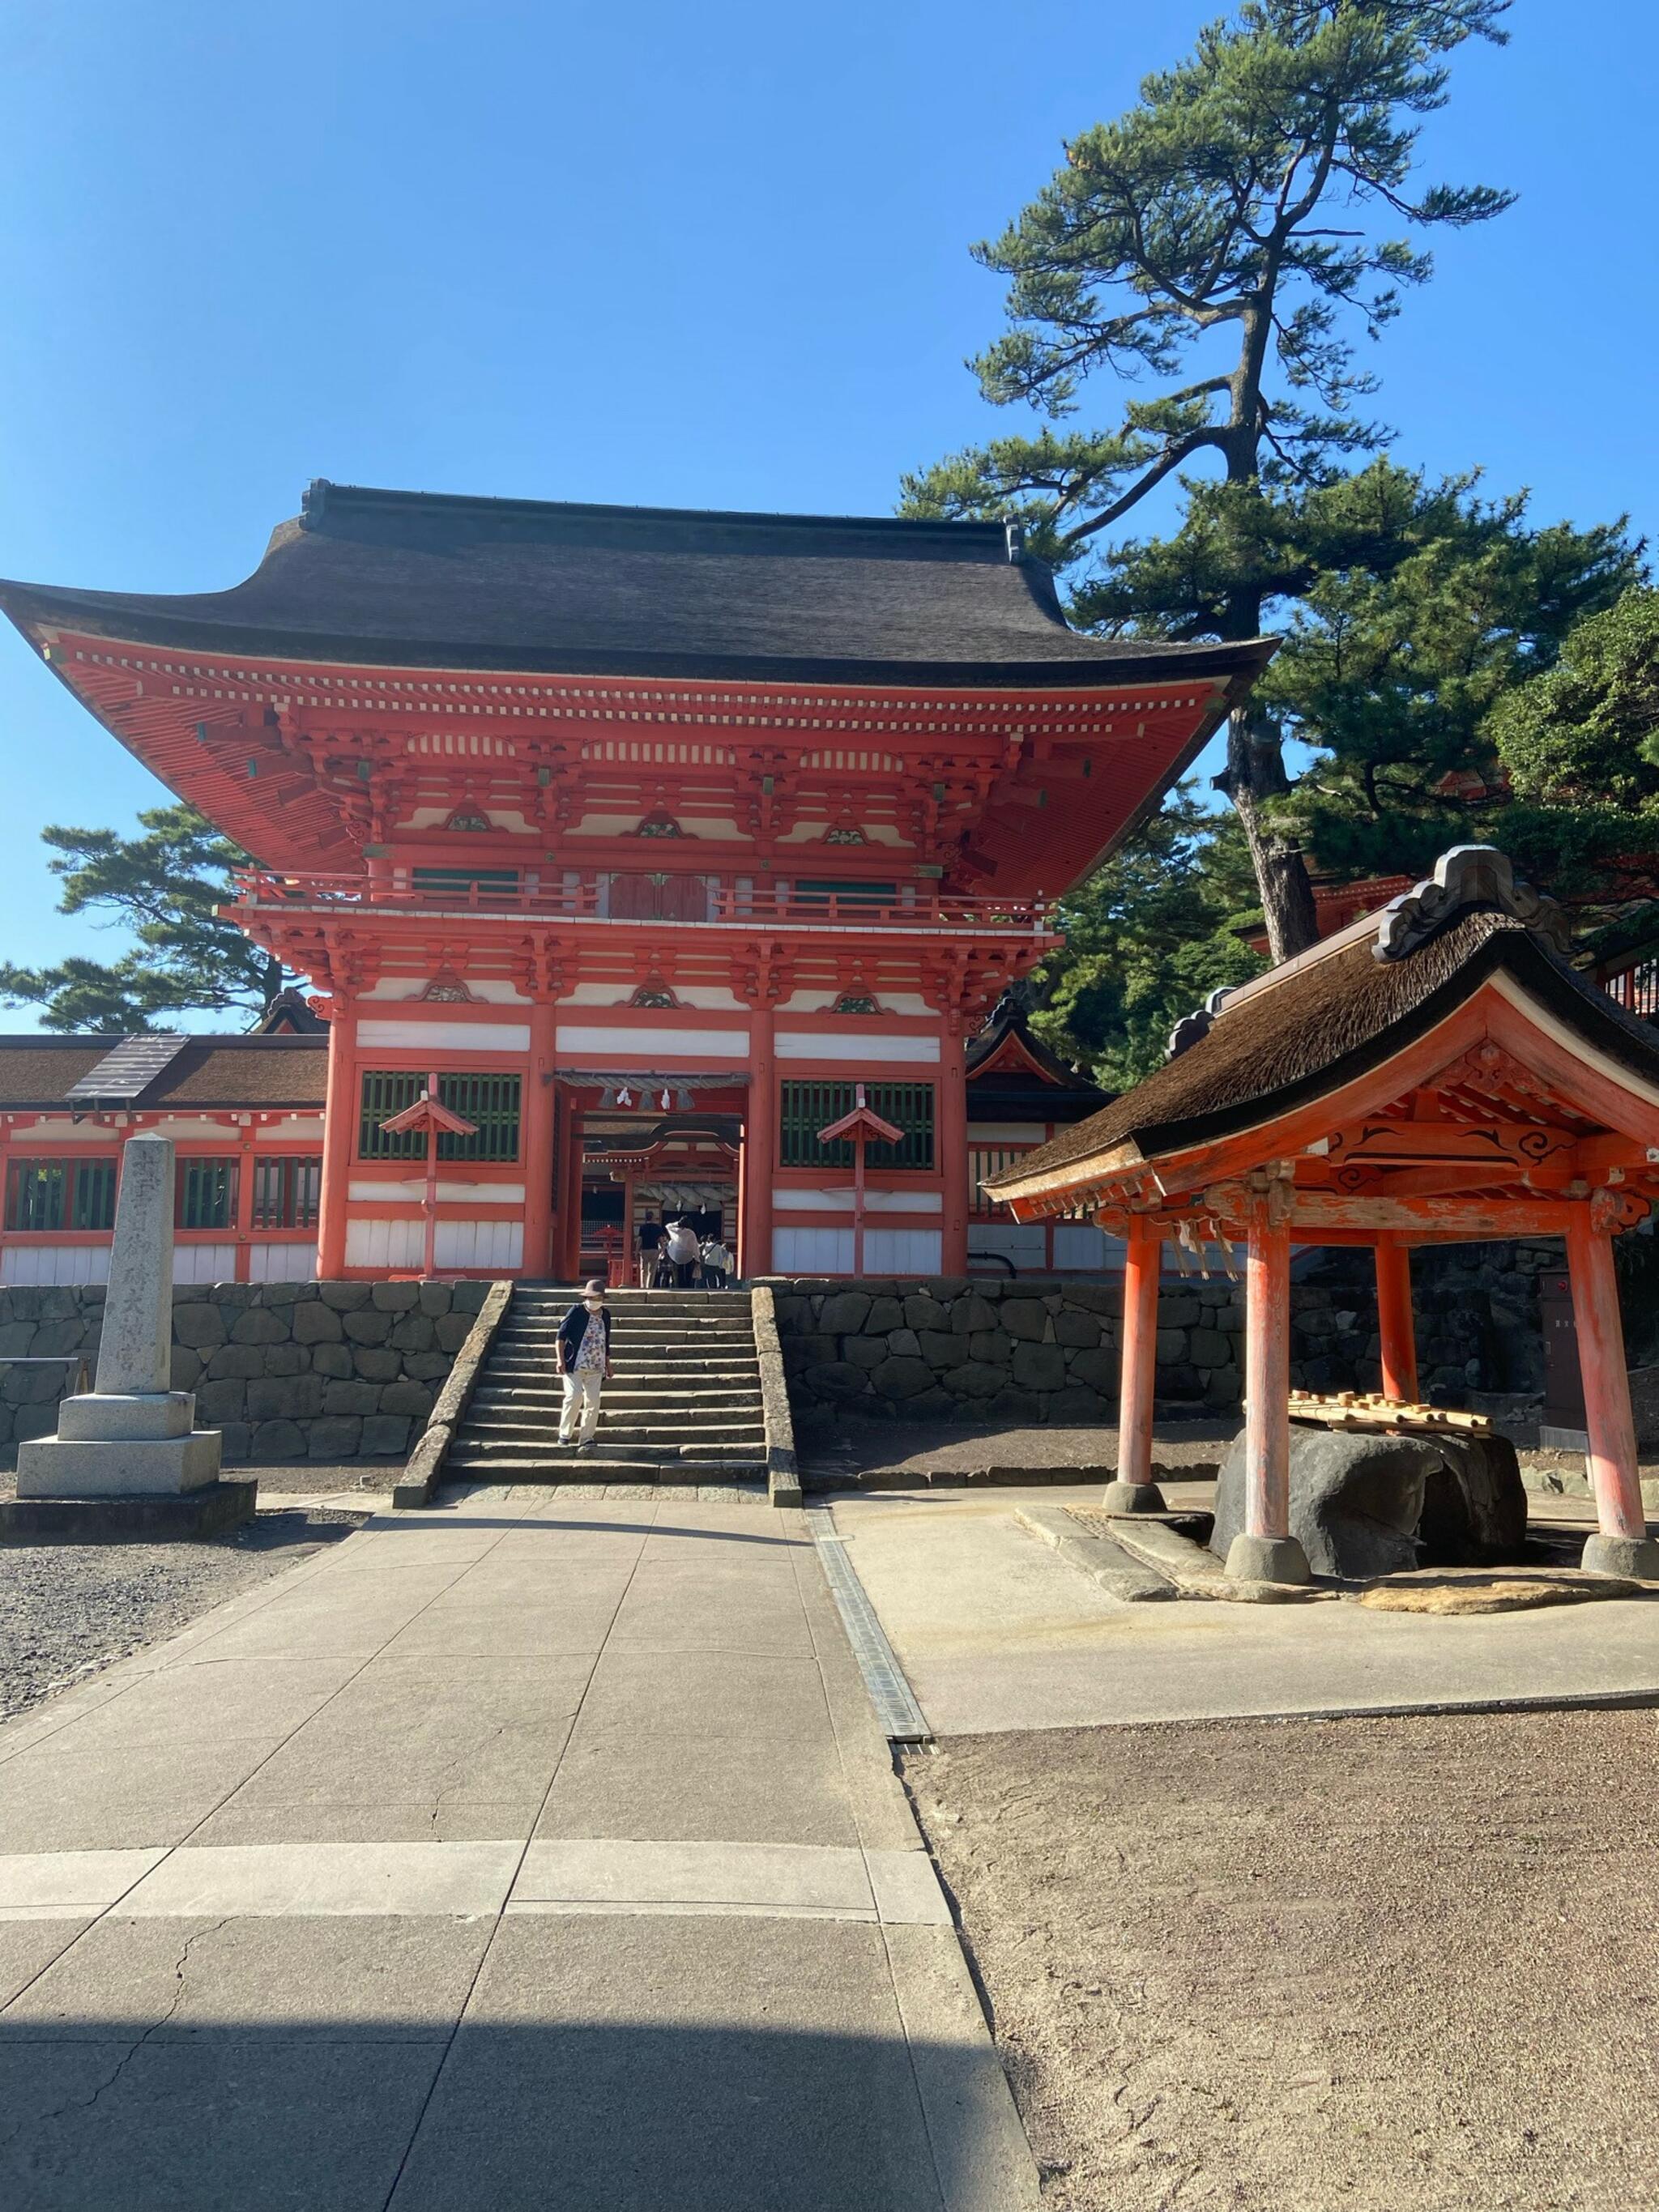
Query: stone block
232 1307 291 1345
308 1416 362 1458
310 1344 354 1379
13 1400 58 1443
902 1295 946 1334
323 1380 382 1416
371 1281 420 1311
205 1345 266 1381
417 1282 452 1317
389 1314 436 1352
1157 1365 1205 1400
263 1345 309 1377
434 1313 474 1353
803 1362 872 1400
451 1280 490 1312
968 1331 1013 1366
987 1387 1041 1423
32 1319 85 1357
949 1294 997 1335
17 1426 222 1498
381 1379 435 1418
343 1309 394 1345
352 1346 402 1383
1012 1341 1066 1392
845 1336 888 1370
247 1373 326 1421
1064 1282 1120 1316
4 1364 61 1405
1155 1328 1188 1361
819 1290 872 1335
403 1352 454 1382
1001 1298 1049 1342
169 1345 203 1392
1053 1309 1100 1349
939 1363 1004 1400
318 1282 373 1311
1067 1348 1117 1393
173 1302 227 1349
885 1328 922 1358
258 1281 310 1306
0 1320 34 1357
361 1414 412 1455
218 1421 252 1462
1047 1385 1107 1424
1204 1368 1243 1408
1158 1296 1202 1328
56 1390 193 1442
195 1379 246 1424
292 1300 344 1345
917 1330 957 1370
1189 1328 1230 1368
864 1297 905 1334
872 1356 934 1400
249 1418 306 1461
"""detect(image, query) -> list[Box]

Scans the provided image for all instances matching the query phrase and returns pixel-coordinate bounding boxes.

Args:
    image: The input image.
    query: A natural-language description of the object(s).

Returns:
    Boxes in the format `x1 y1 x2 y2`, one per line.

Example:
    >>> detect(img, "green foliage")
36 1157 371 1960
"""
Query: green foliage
902 0 1512 548
0 804 286 1032
1028 790 1266 1089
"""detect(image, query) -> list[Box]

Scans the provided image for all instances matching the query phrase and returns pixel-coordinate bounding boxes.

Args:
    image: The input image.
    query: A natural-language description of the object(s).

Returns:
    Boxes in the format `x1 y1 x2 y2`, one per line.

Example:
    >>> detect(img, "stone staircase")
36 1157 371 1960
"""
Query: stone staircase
443 1286 769 1485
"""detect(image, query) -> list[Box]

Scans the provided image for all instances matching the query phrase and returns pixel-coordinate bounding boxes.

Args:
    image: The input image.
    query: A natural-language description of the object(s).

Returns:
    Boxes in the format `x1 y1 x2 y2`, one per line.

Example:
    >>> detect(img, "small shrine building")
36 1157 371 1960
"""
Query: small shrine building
0 482 1270 1281
987 850 1659 1584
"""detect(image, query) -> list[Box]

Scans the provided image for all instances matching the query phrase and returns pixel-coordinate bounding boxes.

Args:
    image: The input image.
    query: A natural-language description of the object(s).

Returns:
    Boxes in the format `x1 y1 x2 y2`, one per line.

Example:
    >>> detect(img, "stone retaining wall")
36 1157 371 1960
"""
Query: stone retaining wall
0 1281 490 1464
764 1248 1560 1426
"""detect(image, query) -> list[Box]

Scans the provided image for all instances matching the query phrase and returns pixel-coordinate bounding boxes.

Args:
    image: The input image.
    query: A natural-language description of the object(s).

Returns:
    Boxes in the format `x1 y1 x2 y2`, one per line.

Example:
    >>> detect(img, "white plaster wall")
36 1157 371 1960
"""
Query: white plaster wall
360 978 531 1004
344 1217 523 1270
1054 1224 1124 1270
555 1024 749 1058
863 1229 943 1272
2 1245 110 1285
357 1019 531 1054
966 1222 1047 1271
248 1242 319 1282
775 1032 939 1063
771 1226 854 1274
773 1190 942 1214
345 1218 424 1269
348 1180 527 1204
779 991 932 1016
173 1244 239 1285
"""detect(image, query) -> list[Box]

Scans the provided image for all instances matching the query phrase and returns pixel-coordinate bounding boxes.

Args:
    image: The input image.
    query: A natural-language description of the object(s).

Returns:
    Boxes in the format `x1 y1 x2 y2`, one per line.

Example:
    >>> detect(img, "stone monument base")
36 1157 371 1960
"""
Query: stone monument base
16 1423 224 1498
0 1480 257 1545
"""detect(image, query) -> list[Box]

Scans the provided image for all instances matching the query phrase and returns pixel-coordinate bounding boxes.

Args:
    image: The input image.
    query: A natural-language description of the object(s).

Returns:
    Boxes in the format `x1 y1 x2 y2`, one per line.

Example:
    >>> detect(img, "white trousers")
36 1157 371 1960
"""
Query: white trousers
559 1369 604 1443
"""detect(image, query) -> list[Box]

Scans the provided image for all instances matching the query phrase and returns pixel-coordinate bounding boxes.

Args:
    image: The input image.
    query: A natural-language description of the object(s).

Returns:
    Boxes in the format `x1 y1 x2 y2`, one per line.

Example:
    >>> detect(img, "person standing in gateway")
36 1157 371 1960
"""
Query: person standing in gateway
556 1278 613 1452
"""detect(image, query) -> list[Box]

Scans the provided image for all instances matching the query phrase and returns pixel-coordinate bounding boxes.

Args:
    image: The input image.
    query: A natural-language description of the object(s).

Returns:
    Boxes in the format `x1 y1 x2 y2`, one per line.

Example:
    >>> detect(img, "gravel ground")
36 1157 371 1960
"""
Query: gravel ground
0 1508 364 1723
803 1419 1234 1485
906 1710 1659 2210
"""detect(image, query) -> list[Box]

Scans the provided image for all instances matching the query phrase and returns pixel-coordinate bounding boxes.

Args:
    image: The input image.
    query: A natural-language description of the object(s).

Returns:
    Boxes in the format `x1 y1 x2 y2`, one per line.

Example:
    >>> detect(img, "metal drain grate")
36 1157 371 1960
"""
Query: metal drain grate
807 1507 931 1744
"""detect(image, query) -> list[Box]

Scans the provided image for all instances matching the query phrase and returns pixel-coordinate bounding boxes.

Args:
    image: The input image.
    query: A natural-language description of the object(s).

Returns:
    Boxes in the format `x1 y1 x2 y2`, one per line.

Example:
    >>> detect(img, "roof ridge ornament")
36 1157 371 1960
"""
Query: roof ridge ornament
1166 986 1235 1061
1372 846 1572 965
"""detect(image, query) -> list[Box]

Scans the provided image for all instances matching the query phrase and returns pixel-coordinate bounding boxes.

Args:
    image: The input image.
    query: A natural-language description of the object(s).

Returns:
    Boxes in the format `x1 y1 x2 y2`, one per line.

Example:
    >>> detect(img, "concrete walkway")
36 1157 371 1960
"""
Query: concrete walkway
0 1488 1037 2210
831 1483 1659 1734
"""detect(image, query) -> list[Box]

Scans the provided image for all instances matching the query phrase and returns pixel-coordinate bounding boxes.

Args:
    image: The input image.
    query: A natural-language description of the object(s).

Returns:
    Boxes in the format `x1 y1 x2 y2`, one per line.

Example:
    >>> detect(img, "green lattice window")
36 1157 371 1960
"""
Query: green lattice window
253 1157 322 1230
357 1072 522 1163
4 1157 117 1233
409 866 522 901
177 1158 238 1230
778 1082 933 1170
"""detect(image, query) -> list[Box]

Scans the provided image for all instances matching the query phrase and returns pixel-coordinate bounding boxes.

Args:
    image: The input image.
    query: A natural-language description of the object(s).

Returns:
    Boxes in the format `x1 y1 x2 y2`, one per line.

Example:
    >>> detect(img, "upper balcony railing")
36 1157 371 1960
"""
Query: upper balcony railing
227 868 1055 936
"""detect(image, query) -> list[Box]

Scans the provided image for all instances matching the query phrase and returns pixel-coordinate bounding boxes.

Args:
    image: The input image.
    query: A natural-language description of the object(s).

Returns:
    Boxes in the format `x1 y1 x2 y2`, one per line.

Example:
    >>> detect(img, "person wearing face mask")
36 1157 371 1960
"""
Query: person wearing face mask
556 1278 613 1451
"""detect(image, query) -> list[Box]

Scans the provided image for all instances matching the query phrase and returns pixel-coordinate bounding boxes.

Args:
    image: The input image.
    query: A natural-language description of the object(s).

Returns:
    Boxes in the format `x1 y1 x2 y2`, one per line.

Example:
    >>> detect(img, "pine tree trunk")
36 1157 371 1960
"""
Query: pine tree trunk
1226 710 1320 962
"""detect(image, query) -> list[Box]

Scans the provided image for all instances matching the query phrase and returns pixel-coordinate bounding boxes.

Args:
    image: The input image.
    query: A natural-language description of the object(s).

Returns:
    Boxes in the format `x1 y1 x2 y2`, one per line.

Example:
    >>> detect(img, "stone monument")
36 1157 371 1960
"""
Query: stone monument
8 1133 255 1538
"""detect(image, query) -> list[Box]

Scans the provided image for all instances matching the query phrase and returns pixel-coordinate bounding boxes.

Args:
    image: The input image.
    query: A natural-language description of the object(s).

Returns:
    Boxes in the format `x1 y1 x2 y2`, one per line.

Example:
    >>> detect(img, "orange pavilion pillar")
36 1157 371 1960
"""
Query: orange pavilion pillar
1227 1179 1311 1584
1567 1200 1659 1578
316 998 357 1280
1102 1213 1166 1514
1374 1239 1418 1403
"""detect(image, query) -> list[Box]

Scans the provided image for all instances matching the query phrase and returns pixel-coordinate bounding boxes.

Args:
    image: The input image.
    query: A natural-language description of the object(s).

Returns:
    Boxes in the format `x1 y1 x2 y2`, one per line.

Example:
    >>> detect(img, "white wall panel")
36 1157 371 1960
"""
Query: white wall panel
173 1245 238 1285
345 1218 424 1269
248 1242 319 1282
773 1189 943 1214
775 1032 939 1063
1053 1225 1124 1271
2 1244 111 1285
357 1019 531 1054
862 1229 942 1273
771 1227 854 1274
967 1222 1047 1271
555 1024 749 1058
434 1219 523 1269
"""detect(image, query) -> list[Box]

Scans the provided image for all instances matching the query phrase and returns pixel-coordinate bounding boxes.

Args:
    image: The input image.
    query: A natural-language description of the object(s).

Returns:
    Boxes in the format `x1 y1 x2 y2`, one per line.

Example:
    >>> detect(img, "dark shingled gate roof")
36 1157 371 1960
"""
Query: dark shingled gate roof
988 910 1659 1192
0 480 1277 690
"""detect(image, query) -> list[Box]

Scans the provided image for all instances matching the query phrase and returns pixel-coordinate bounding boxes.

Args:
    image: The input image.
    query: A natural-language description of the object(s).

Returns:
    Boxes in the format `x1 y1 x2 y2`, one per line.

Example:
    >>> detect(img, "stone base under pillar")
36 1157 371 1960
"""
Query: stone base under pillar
1224 1532 1313 1585
15 1428 223 1499
0 1479 257 1545
1099 1479 1168 1515
1581 1532 1659 1580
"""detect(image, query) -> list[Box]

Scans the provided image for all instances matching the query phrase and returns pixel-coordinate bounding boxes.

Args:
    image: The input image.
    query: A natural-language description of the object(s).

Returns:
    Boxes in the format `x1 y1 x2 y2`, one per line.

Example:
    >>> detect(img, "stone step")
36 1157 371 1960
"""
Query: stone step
446 1461 766 1486
484 1358 759 1380
473 1391 762 1414
458 1413 766 1441
447 1439 767 1470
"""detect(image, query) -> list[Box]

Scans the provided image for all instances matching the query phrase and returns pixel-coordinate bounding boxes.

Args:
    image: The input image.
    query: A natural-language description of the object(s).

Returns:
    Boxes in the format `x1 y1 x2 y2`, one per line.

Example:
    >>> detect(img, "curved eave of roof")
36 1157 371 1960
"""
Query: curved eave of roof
987 921 1659 1203
0 576 1277 694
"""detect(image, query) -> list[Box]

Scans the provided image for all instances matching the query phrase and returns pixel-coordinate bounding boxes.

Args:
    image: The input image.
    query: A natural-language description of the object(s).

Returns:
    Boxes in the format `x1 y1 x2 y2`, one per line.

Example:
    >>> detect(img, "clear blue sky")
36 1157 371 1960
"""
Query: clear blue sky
0 0 1653 1021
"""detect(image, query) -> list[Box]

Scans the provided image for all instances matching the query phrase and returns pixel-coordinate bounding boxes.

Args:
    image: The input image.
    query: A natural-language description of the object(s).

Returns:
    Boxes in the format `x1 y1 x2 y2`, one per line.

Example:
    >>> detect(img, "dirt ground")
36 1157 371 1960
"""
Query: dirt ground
904 1709 1659 2211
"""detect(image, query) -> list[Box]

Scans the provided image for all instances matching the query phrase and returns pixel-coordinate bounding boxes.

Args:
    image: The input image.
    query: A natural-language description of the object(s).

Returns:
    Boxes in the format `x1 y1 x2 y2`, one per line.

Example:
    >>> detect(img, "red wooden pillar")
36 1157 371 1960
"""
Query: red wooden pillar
1567 1202 1659 1577
232 1132 257 1284
1374 1238 1418 1403
557 1089 584 1282
316 999 357 1280
742 1002 776 1280
1228 1184 1311 1584
938 1029 968 1276
520 999 557 1279
1102 1213 1166 1512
